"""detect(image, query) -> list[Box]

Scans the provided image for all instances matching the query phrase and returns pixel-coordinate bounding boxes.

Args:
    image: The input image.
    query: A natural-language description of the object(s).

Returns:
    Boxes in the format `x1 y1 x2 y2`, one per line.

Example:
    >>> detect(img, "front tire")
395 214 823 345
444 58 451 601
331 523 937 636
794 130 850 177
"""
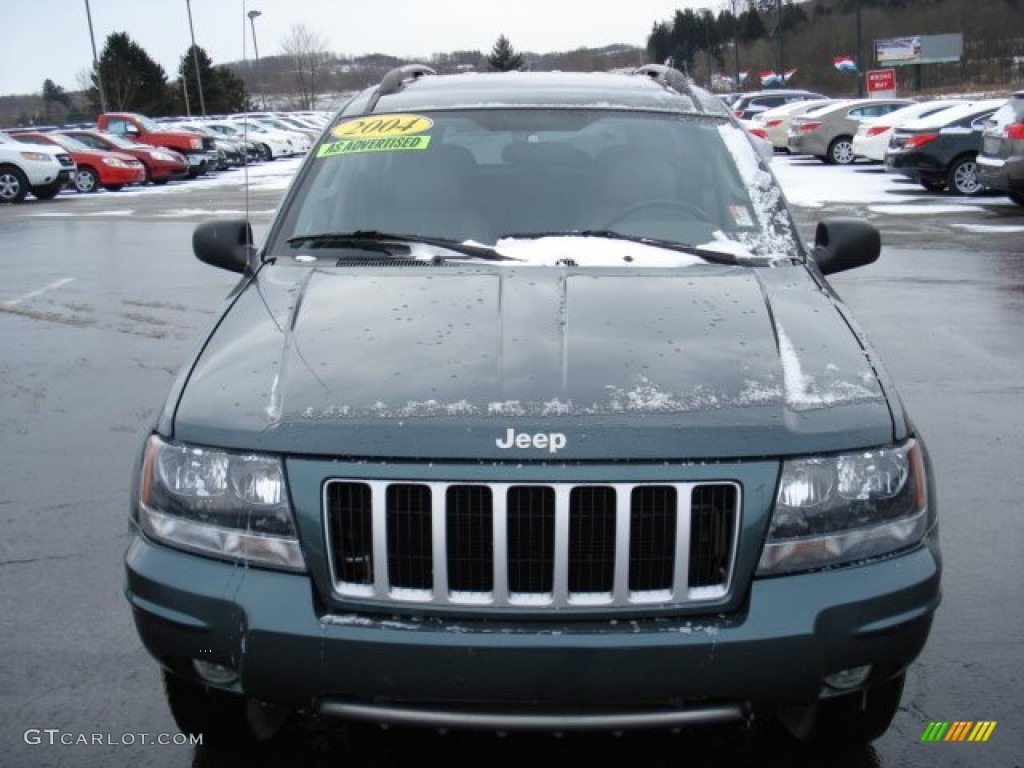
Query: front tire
778 674 905 745
947 155 984 196
826 136 855 165
0 165 30 203
75 166 99 193
31 183 63 200
163 670 289 748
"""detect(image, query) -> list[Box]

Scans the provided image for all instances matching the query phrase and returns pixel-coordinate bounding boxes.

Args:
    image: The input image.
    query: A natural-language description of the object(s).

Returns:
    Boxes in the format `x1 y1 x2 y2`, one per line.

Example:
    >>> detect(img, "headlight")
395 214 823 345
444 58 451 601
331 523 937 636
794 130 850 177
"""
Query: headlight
190 138 202 149
102 157 129 167
757 439 932 575
151 151 178 162
20 151 53 162
135 435 305 571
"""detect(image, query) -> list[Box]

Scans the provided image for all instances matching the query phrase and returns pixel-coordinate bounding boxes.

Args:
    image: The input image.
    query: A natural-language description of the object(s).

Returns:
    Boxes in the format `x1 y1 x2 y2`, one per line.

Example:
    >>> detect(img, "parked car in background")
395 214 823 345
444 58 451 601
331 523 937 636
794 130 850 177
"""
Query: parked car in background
96 112 218 178
731 89 827 120
204 121 295 160
230 119 312 155
755 99 840 152
125 65 940 750
789 98 913 164
977 92 1024 207
0 132 76 202
58 129 189 184
852 100 967 163
885 99 1005 195
11 131 145 193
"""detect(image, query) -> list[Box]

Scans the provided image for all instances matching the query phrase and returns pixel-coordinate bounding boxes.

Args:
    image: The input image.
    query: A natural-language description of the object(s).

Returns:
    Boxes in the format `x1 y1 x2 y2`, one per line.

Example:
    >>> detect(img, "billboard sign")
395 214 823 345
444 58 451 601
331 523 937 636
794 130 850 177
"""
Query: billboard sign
875 34 963 66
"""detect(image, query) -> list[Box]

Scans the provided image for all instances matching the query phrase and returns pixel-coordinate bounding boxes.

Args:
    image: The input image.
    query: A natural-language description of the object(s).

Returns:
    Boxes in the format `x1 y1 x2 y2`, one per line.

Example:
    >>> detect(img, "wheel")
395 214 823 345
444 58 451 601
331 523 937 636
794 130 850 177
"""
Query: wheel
162 670 289 748
603 199 712 229
259 143 274 161
1009 191 1024 207
778 674 905 745
947 155 985 196
31 183 63 200
920 178 946 192
0 165 30 203
826 136 855 165
74 166 99 193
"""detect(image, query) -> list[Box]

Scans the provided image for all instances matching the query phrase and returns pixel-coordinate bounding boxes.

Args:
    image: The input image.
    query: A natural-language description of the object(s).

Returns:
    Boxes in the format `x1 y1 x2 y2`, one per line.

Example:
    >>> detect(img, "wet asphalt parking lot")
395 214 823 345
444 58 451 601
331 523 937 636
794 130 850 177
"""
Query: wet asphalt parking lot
1 156 1022 767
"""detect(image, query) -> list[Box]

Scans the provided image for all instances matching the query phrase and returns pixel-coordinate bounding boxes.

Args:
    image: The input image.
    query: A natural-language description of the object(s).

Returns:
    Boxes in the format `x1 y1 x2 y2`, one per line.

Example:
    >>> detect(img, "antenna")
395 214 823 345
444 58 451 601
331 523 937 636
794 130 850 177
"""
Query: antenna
242 0 250 230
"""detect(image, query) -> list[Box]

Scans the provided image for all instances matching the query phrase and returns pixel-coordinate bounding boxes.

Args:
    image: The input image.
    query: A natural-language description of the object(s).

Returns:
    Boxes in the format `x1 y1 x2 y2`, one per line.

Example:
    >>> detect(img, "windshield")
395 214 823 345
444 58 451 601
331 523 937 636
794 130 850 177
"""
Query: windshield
271 109 800 265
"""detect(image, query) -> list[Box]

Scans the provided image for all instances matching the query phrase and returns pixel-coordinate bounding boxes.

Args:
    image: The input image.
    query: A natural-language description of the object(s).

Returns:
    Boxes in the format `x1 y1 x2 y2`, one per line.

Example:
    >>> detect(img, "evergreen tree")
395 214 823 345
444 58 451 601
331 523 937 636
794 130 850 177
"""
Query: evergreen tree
175 46 248 114
41 79 71 121
90 32 170 114
488 35 523 71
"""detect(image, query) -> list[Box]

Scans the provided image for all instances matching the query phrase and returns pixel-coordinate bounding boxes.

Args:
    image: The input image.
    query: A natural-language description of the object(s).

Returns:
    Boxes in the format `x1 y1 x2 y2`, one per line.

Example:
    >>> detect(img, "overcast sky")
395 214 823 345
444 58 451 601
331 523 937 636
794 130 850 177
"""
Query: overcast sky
2 0 710 97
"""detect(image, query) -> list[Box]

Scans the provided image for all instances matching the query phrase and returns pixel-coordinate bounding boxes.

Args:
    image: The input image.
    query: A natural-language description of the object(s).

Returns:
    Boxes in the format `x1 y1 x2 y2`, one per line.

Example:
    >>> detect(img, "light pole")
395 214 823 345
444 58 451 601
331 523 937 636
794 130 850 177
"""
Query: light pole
186 0 206 116
777 0 784 84
248 10 264 109
83 0 108 112
856 0 864 97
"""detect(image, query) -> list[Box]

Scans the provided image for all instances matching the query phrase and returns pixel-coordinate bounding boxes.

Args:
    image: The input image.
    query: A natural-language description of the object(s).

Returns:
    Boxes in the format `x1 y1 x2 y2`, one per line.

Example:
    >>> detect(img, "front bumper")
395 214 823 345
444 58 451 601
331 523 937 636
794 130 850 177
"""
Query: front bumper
125 533 940 728
787 133 826 156
977 154 1024 194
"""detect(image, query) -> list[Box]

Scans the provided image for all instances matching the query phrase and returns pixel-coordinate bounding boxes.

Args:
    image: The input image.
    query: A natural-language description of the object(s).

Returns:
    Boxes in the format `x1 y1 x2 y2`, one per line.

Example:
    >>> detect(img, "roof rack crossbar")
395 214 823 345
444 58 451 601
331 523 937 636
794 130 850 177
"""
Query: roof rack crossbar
632 64 703 110
366 64 436 112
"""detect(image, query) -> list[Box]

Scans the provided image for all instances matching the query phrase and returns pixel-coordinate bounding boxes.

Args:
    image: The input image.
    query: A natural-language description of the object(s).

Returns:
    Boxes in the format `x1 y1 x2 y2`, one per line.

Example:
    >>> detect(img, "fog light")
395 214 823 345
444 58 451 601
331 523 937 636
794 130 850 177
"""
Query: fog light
824 665 871 690
193 659 238 685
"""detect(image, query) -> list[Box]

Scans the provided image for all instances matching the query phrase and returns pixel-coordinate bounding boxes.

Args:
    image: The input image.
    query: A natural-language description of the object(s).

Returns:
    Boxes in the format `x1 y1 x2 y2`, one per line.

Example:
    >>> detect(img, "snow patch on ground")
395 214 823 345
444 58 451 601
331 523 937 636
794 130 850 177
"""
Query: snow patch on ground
952 223 1024 233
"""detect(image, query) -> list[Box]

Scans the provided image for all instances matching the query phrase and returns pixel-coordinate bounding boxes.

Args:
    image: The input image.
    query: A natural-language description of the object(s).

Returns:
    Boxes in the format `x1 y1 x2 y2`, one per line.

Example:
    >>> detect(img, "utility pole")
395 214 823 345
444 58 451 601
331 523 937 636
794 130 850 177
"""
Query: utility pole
778 0 785 84
83 0 108 112
856 0 864 97
186 0 207 116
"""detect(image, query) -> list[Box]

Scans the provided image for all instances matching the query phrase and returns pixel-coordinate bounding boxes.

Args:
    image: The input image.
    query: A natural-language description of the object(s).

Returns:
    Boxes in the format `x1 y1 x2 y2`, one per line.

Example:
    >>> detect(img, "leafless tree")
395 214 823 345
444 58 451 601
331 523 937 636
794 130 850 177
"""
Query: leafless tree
281 23 330 109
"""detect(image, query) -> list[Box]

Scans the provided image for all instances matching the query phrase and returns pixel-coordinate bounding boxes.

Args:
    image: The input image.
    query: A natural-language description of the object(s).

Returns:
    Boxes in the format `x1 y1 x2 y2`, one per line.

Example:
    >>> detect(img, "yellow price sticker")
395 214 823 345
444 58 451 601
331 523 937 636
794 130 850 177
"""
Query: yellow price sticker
331 114 434 139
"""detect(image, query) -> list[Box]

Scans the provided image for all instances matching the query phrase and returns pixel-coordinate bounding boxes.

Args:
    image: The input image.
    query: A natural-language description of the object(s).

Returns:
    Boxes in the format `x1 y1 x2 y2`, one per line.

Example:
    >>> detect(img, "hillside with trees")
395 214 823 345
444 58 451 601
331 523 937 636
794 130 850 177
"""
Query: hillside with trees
1 0 1021 127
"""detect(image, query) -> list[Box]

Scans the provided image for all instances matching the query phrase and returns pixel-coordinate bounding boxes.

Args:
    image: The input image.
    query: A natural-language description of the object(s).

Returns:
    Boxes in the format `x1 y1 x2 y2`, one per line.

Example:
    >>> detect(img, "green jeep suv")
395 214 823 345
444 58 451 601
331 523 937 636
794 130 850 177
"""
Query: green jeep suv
125 65 940 747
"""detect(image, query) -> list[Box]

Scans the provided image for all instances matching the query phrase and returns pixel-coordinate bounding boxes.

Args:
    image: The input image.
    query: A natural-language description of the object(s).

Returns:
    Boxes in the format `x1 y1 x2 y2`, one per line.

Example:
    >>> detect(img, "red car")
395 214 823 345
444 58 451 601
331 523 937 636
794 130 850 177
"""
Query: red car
11 131 145 193
58 129 189 184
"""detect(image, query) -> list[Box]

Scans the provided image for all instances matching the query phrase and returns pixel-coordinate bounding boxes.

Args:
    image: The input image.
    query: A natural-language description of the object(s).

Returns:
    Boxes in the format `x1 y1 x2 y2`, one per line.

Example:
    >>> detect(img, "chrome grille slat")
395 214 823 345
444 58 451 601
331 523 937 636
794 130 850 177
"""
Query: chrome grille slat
324 479 740 610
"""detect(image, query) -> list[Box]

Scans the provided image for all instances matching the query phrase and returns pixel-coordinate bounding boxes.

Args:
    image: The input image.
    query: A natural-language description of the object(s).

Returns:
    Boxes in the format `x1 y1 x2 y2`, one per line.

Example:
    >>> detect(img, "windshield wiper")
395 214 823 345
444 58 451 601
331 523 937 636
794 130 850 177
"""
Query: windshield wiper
497 230 765 266
287 231 517 262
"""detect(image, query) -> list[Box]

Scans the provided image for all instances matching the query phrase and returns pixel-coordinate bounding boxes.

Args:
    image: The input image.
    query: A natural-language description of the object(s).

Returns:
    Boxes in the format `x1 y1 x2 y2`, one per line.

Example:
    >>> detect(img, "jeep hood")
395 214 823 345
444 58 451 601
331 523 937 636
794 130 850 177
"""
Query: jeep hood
169 264 901 460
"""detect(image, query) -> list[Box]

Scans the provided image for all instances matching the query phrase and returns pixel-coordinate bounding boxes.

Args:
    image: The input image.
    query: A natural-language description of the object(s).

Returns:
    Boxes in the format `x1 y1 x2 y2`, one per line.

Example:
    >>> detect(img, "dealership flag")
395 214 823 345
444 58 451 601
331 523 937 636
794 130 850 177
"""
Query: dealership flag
760 70 782 86
783 68 797 83
738 70 749 83
833 56 858 73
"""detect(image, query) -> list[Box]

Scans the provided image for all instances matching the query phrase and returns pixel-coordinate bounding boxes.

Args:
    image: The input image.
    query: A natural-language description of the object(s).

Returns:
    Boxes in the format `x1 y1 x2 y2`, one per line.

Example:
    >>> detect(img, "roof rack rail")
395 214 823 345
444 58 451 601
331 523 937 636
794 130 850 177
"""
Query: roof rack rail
366 64 436 111
632 64 703 108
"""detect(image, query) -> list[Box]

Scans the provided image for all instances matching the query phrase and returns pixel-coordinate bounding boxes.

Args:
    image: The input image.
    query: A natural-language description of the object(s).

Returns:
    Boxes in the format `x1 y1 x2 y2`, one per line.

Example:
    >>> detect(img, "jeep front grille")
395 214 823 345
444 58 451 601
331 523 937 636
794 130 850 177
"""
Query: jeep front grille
324 480 739 610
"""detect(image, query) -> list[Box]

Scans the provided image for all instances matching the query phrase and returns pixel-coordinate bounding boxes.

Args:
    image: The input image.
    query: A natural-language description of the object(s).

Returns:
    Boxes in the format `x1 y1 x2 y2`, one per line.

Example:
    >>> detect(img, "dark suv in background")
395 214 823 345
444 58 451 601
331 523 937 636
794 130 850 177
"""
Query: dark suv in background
977 92 1024 207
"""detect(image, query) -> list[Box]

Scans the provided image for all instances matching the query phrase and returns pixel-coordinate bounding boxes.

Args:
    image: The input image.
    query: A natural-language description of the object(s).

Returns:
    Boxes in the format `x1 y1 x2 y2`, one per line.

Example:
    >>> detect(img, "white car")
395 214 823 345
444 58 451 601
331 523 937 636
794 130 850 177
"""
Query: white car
852 100 968 162
204 121 295 160
0 133 76 203
755 99 840 152
228 120 310 157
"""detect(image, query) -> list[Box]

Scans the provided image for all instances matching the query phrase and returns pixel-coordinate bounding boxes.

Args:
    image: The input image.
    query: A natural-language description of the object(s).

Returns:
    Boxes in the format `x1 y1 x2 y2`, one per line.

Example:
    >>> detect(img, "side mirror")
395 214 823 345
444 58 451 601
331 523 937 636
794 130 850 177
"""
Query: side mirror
193 218 257 274
812 218 880 275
